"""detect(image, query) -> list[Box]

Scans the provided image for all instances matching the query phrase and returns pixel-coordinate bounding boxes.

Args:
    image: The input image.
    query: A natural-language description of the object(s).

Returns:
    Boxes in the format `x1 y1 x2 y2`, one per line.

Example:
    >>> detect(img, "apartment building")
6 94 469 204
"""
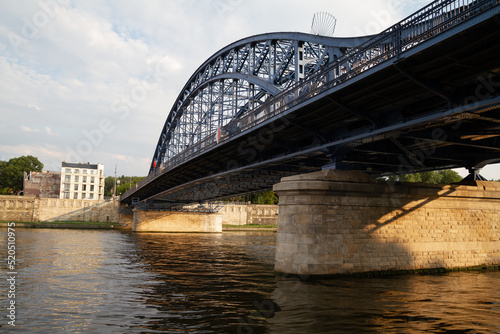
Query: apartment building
59 162 105 200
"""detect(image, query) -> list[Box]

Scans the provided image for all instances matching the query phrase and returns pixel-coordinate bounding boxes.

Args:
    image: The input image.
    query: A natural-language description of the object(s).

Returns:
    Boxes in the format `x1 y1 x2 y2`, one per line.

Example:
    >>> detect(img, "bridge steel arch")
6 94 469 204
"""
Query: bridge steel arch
122 0 500 207
149 33 372 173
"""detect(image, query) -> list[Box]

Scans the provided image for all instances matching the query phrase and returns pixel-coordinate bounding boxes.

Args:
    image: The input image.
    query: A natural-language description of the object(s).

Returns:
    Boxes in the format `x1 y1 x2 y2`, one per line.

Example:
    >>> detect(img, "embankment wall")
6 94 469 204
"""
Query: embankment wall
0 195 120 222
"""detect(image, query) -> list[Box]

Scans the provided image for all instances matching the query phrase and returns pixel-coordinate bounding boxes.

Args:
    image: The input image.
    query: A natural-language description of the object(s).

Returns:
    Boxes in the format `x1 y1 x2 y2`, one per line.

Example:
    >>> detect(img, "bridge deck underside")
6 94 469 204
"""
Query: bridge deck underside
123 12 500 206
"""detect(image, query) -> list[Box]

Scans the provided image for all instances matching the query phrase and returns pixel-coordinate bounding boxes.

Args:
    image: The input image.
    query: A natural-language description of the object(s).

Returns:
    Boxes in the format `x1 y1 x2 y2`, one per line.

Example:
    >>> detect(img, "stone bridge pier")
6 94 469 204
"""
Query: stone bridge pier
132 209 222 233
273 170 500 276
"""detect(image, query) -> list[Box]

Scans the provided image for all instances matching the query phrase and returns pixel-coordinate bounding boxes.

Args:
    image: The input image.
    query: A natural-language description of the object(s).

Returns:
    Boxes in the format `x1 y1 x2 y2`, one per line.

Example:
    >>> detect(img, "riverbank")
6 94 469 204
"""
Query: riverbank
222 224 277 232
0 222 277 231
0 221 119 229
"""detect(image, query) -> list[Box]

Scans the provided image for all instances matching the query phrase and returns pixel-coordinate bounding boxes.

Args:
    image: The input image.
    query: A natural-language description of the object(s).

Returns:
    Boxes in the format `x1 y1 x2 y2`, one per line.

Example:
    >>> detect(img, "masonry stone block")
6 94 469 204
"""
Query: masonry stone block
273 169 500 276
0 196 120 223
132 209 222 232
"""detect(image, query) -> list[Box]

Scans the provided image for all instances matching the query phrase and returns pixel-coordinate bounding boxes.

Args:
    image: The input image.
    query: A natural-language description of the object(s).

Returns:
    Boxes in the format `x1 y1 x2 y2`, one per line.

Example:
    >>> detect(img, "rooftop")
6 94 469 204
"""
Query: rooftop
62 162 101 169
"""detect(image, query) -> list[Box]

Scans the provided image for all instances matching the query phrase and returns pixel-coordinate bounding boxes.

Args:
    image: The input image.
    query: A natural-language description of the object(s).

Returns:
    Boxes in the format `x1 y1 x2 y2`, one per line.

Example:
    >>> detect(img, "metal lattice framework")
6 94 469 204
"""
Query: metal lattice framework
150 33 371 173
121 0 500 207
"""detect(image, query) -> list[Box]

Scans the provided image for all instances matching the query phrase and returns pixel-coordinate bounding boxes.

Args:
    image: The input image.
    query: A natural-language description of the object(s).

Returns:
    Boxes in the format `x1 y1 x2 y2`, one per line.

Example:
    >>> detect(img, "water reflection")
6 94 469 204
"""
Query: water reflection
1 229 162 333
269 272 500 333
0 229 499 333
129 232 277 333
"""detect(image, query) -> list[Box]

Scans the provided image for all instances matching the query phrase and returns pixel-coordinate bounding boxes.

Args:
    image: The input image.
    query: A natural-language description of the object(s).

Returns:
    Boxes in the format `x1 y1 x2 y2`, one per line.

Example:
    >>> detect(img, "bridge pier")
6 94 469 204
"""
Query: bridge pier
132 209 222 233
273 170 500 276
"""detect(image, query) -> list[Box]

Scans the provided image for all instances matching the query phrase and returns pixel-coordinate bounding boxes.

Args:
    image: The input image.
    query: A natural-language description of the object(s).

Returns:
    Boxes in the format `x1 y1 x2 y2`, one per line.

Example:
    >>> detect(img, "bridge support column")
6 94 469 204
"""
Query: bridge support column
273 170 500 276
132 209 222 233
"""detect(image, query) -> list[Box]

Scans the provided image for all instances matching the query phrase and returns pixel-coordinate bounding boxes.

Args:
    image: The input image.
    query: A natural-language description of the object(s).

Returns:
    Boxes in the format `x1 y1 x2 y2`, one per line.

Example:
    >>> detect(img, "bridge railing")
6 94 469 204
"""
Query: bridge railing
122 0 497 201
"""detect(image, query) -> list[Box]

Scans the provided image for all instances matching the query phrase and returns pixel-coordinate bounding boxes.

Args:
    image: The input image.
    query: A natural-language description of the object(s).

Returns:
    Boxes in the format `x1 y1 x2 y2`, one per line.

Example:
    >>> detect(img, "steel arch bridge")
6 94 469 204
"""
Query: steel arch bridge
149 33 371 173
122 0 500 207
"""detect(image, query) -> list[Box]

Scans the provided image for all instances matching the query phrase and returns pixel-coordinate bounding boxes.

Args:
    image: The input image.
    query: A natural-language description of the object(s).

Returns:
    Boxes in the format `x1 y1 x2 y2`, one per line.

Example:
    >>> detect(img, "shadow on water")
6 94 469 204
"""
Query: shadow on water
122 231 500 334
128 231 279 333
268 271 500 333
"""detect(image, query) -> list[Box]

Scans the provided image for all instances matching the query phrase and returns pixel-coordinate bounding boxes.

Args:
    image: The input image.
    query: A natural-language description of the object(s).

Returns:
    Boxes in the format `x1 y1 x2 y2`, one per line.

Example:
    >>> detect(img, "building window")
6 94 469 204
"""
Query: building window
89 193 94 199
65 175 71 182
75 169 79 174
64 183 70 191
83 184 87 191
83 169 87 174
83 176 87 183
65 168 71 173
63 192 70 199
90 170 95 175
82 193 86 199
75 175 79 182
73 193 78 199
74 184 78 191
90 185 94 192
91 176 95 183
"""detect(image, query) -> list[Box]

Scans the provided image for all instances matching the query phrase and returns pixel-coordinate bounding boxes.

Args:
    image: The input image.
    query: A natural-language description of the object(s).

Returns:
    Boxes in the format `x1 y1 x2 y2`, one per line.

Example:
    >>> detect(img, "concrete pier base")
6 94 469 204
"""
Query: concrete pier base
132 209 222 232
273 170 500 276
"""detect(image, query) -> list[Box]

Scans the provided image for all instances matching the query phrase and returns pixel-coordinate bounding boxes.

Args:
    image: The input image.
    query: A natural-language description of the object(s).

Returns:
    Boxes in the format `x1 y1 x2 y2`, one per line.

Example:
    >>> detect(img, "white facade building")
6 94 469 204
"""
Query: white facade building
59 162 105 200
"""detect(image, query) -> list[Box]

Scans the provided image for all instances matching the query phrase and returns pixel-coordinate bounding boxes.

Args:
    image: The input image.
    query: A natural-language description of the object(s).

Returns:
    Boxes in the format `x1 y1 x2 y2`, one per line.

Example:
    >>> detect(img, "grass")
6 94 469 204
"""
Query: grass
1 221 116 225
223 224 277 229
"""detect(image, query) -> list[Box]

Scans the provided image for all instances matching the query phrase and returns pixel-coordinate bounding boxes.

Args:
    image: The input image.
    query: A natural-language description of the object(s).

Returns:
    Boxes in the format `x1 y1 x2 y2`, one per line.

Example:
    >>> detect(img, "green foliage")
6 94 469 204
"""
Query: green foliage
227 190 279 205
386 169 462 184
104 175 145 196
104 176 115 196
253 191 279 204
0 155 43 194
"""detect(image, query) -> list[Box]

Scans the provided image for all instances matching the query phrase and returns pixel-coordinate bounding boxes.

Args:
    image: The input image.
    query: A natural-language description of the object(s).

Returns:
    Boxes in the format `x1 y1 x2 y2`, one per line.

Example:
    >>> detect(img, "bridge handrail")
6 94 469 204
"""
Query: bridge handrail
122 0 497 201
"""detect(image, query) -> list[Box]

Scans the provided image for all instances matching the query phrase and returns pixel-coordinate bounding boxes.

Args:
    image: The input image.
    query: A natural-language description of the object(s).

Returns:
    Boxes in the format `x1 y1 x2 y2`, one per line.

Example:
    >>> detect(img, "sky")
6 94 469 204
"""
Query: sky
0 0 498 179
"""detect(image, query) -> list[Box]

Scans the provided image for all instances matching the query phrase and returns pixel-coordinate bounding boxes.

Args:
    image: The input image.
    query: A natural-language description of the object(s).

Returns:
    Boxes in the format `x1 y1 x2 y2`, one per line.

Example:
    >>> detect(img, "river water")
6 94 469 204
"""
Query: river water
1 228 499 333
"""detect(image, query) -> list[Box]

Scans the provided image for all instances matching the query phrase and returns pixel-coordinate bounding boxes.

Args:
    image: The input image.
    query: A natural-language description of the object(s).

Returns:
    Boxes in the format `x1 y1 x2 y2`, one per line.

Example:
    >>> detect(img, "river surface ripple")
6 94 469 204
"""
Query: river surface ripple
1 229 499 333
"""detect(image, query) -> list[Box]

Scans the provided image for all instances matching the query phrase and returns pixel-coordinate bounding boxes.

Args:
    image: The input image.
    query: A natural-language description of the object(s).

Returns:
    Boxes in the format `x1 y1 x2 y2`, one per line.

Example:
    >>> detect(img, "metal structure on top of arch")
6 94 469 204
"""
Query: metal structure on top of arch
149 32 372 173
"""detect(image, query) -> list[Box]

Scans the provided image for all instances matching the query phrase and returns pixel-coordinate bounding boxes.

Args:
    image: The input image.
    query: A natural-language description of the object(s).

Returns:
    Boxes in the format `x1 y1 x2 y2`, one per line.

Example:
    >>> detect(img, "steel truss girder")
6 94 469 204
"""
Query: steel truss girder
149 33 372 173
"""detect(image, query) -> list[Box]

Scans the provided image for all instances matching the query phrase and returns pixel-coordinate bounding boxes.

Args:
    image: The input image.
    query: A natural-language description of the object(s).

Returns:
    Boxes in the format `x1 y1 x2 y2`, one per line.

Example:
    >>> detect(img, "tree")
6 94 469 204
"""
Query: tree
104 175 145 197
227 190 279 205
385 169 462 184
116 176 144 196
104 176 115 197
253 191 279 205
439 169 464 184
0 155 44 194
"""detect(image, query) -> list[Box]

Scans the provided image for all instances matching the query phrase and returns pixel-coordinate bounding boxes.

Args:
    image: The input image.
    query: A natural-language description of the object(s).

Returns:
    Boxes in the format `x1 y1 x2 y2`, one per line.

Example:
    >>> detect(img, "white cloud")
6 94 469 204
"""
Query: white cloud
20 125 39 133
27 104 41 110
0 143 67 171
3 0 490 180
45 127 56 136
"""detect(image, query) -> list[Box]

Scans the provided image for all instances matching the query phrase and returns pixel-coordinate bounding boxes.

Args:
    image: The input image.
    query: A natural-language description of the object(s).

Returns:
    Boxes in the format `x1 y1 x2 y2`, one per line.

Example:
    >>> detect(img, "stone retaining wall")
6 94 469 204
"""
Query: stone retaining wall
0 195 277 227
0 195 120 222
218 204 278 225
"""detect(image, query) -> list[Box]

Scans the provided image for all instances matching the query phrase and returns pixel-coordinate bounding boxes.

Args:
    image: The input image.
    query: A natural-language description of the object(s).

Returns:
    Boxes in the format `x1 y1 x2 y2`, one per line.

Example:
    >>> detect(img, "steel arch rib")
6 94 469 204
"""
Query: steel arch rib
185 73 282 97
149 32 373 173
